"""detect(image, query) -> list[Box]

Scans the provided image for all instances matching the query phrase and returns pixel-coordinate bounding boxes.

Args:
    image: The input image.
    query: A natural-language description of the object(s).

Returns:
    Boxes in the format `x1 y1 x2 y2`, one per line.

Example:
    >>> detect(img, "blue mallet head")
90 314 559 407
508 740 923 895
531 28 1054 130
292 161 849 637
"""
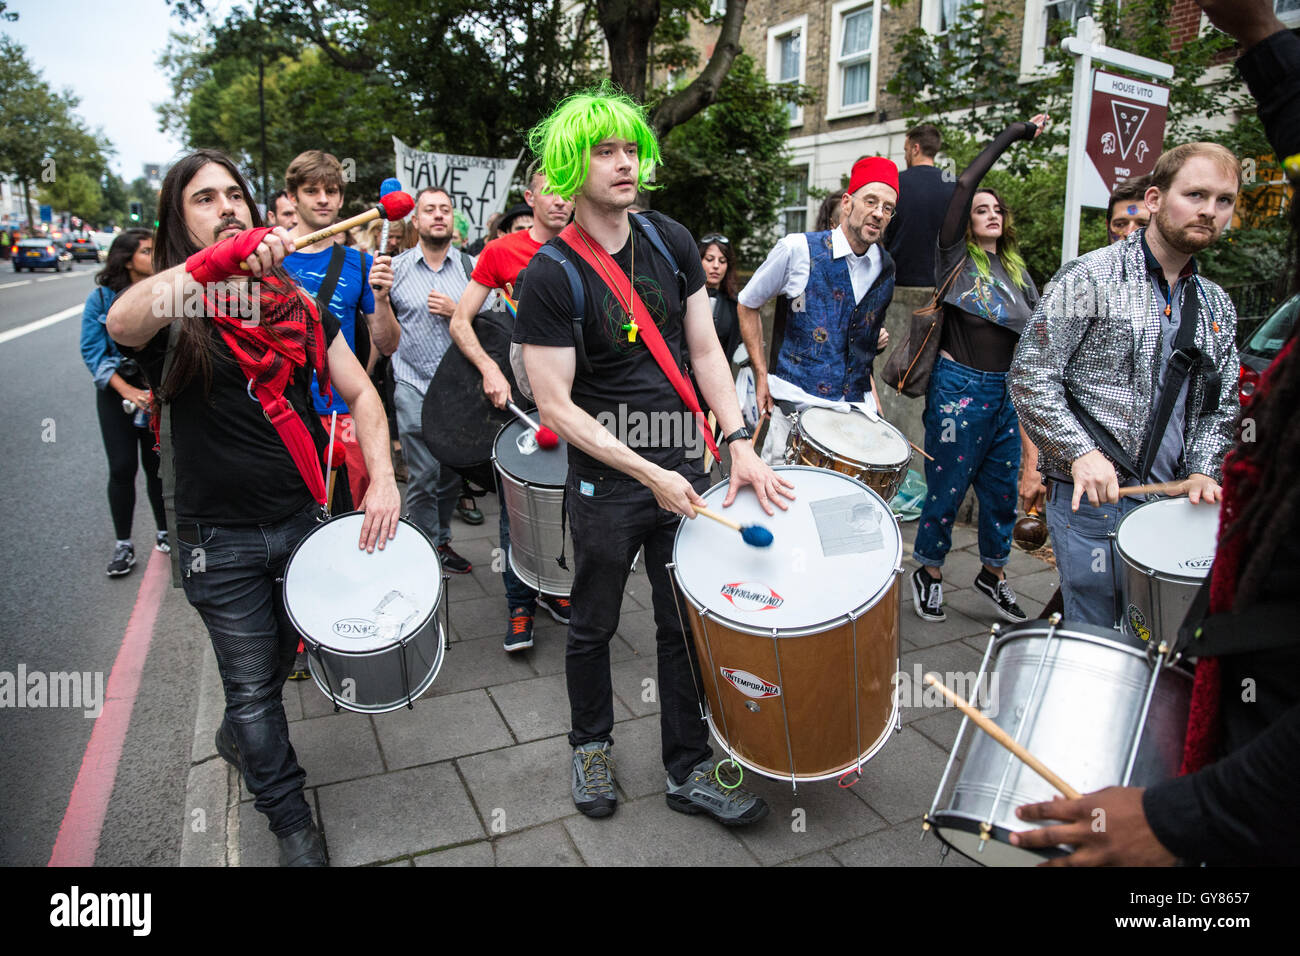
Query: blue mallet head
379 177 402 198
740 524 774 548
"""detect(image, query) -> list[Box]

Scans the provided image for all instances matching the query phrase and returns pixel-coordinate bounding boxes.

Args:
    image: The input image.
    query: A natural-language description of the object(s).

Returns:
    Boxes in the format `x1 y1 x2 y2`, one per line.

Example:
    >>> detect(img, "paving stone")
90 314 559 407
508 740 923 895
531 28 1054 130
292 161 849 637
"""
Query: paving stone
848 727 951 825
898 589 989 649
734 772 889 865
909 708 966 754
603 715 672 801
1007 567 1061 604
379 858 415 866
237 799 282 867
779 850 843 866
452 594 511 641
495 822 585 866
898 640 987 725
457 735 577 834
490 673 630 742
292 711 385 788
831 819 978 867
281 682 304 722
441 566 490 601
299 680 355 719
413 841 495 866
317 762 484 866
610 657 662 718
1003 546 1054 579
611 608 661 657
430 633 537 697
374 688 514 769
909 549 985 591
944 586 1043 631
563 795 758 866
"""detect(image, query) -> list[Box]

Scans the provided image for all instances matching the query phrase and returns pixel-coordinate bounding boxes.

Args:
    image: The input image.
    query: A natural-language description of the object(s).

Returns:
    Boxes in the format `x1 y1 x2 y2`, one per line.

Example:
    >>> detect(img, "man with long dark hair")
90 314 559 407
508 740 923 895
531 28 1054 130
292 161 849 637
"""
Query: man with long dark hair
106 149 400 866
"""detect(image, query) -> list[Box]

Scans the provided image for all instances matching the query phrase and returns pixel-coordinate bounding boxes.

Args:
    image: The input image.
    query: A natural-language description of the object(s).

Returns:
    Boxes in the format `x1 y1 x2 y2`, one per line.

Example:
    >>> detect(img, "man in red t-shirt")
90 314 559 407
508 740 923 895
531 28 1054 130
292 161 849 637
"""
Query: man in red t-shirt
449 164 572 651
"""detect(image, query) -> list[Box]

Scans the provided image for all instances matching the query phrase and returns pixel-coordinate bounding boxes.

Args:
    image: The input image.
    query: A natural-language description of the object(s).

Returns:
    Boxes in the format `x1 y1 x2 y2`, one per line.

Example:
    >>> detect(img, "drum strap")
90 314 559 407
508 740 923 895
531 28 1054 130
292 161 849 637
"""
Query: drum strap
556 481 570 572
1176 576 1300 658
1139 282 1203 482
157 320 184 588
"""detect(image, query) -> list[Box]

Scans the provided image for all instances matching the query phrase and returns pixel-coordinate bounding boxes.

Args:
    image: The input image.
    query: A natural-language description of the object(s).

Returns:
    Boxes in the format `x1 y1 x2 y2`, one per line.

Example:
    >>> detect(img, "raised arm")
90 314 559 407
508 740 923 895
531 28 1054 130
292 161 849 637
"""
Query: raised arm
938 116 1046 249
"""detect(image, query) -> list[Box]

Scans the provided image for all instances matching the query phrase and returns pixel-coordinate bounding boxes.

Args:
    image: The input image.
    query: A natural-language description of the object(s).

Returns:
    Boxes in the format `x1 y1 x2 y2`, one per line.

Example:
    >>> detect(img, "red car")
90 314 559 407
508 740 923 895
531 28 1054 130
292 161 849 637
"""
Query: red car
1238 292 1298 406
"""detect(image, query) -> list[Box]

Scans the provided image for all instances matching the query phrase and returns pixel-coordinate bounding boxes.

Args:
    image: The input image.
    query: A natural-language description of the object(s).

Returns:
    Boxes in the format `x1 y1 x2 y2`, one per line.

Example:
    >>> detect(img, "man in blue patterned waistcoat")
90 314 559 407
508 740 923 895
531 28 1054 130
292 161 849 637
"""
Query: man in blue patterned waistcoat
738 156 898 462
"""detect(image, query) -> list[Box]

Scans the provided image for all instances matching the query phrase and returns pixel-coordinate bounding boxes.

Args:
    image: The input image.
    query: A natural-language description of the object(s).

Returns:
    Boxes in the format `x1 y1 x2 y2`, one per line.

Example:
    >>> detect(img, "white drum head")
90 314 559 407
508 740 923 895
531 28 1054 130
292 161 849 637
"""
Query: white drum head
283 515 441 653
673 466 901 634
1115 497 1219 579
799 407 909 466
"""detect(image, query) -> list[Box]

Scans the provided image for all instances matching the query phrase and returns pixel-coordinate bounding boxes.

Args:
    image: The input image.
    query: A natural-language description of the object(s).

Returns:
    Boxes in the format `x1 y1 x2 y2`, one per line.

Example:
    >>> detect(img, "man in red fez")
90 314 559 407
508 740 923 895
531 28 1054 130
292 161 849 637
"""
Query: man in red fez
737 156 899 461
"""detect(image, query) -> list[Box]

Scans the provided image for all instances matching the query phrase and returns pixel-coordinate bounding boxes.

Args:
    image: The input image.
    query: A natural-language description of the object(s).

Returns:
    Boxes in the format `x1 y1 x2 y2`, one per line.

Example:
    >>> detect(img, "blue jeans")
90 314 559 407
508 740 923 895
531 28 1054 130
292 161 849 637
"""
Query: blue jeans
394 380 460 547
498 505 539 612
1045 482 1141 628
914 357 1020 571
176 502 321 837
564 466 712 784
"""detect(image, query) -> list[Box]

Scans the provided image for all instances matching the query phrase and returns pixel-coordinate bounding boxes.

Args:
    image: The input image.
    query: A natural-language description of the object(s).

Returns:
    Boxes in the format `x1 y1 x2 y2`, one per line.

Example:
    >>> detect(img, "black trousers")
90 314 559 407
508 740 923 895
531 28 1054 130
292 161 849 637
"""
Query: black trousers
564 464 712 784
95 387 165 540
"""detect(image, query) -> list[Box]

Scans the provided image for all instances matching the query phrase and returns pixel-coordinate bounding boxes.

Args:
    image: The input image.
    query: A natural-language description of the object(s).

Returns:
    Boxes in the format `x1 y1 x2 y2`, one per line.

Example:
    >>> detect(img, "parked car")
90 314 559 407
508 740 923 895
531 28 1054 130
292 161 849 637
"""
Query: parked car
62 236 101 262
1239 292 1298 406
12 238 73 272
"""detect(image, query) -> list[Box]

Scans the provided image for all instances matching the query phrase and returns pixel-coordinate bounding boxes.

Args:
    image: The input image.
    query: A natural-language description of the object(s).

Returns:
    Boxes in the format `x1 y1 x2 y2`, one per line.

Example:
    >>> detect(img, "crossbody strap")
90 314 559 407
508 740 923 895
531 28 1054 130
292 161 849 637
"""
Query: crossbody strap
157 321 184 587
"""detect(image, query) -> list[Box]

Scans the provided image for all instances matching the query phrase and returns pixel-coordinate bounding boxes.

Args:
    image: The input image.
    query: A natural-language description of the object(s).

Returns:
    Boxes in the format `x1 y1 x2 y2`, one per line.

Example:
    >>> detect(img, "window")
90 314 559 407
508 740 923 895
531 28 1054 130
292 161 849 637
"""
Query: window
1020 0 1094 77
1277 0 1300 28
828 0 882 118
708 0 727 19
779 168 810 235
923 0 978 35
767 16 808 126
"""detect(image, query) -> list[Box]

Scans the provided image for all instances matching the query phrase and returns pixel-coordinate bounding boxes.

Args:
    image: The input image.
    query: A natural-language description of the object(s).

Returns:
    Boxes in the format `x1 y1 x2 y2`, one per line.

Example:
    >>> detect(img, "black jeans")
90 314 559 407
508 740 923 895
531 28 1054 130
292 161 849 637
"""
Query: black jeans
565 465 712 784
176 502 321 837
95 387 165 540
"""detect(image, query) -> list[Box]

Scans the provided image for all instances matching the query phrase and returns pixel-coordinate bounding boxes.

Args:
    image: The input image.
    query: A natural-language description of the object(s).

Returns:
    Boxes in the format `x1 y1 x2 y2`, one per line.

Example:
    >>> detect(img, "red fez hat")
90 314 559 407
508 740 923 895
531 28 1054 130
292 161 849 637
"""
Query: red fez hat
848 156 899 198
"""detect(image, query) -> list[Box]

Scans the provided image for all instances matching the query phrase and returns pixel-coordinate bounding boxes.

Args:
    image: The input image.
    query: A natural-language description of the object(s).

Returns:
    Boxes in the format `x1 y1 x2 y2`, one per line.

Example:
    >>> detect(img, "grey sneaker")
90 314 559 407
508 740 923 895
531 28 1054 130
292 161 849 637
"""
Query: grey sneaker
571 741 616 818
106 542 135 577
665 760 769 827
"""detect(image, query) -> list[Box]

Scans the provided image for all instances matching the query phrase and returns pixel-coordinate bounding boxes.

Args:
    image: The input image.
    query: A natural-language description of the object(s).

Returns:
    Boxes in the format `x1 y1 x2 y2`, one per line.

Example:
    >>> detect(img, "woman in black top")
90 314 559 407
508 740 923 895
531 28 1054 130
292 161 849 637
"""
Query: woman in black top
910 115 1047 625
699 234 743 363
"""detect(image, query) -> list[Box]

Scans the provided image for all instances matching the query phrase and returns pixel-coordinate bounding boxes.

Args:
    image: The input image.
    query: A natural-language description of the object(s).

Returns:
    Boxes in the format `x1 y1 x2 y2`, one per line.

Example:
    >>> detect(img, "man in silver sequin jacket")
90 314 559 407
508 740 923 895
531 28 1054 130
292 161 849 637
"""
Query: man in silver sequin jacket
1010 143 1241 626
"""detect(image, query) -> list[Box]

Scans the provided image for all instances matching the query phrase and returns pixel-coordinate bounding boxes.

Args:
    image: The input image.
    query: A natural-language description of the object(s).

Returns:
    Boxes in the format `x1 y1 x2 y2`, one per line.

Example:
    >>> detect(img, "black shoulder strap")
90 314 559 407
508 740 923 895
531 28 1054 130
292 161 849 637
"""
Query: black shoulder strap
352 247 372 369
1138 279 1202 480
313 243 348 323
629 212 680 276
1063 388 1143 482
535 243 592 374
1176 574 1300 658
457 249 475 281
157 320 184 588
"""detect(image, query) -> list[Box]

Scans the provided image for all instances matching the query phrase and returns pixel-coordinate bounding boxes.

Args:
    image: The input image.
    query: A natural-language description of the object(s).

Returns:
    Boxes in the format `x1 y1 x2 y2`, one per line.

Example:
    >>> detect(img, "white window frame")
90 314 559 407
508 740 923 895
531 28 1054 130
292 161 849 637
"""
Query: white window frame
767 15 808 128
708 0 727 20
827 0 882 121
1276 0 1300 29
778 166 811 236
921 0 980 36
1019 0 1094 80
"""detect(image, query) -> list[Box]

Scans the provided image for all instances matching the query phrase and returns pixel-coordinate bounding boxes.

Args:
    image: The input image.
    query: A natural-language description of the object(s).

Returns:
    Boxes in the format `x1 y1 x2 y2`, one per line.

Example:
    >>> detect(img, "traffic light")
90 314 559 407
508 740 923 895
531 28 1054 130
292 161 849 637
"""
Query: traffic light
129 201 143 222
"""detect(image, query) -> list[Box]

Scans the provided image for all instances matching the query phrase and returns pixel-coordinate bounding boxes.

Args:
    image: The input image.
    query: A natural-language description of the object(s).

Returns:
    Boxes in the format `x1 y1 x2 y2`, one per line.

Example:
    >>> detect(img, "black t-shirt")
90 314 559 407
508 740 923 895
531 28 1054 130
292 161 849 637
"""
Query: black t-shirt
512 211 707 475
125 305 340 525
884 165 956 287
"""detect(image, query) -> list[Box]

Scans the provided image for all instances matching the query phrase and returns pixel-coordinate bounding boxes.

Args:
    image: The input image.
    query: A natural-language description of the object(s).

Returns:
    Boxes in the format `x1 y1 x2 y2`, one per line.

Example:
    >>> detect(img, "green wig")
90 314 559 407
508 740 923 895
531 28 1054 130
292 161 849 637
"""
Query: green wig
528 82 661 202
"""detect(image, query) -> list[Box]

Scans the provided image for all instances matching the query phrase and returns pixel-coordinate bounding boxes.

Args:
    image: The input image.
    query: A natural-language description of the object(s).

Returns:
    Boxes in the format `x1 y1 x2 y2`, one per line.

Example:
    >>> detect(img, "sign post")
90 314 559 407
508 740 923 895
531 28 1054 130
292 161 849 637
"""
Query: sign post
1060 17 1174 265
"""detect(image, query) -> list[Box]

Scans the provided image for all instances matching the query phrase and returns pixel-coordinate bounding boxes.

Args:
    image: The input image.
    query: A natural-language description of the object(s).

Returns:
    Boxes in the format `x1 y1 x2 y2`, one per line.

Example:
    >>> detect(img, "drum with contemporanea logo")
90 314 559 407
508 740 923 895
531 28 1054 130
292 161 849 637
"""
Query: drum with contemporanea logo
1114 496 1219 650
282 513 447 714
492 416 574 597
785 406 912 501
924 617 1191 865
669 465 903 786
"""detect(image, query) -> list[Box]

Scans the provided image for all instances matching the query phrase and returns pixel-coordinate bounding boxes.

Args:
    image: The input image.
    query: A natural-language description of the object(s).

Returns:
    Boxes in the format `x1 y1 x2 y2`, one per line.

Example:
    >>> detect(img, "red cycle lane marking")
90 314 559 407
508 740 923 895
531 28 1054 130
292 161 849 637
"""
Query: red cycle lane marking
48 549 169 866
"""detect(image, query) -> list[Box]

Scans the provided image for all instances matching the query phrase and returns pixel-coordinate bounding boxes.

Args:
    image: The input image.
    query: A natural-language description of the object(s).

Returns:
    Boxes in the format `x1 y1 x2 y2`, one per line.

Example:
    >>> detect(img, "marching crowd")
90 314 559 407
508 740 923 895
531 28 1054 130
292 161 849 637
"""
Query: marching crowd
75 0 1298 867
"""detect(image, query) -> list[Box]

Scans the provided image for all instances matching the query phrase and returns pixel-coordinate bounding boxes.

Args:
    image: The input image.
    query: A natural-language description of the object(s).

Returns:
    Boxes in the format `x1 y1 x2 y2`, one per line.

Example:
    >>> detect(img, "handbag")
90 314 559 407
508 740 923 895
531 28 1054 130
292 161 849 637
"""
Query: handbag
882 261 963 398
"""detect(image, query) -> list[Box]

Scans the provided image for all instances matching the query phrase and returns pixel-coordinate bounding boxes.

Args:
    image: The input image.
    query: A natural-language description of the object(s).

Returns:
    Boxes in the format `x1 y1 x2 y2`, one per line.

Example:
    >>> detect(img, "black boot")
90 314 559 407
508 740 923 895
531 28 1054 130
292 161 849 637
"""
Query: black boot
278 820 328 867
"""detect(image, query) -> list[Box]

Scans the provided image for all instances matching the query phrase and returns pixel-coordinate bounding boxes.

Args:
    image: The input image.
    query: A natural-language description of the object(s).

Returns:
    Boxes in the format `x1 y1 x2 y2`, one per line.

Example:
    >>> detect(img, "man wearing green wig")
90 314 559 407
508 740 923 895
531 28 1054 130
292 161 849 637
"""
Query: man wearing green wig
514 84 796 825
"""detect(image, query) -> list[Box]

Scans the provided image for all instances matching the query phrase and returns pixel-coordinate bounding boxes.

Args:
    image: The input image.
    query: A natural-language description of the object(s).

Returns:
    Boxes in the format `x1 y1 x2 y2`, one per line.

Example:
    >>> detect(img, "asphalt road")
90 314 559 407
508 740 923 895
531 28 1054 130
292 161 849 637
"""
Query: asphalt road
0 260 206 866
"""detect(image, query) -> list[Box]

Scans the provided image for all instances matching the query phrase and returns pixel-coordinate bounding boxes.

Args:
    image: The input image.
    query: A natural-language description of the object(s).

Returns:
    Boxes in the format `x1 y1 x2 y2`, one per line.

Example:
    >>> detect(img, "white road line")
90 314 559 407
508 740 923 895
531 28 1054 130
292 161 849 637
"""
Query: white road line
0 279 32 290
36 272 89 282
0 305 83 345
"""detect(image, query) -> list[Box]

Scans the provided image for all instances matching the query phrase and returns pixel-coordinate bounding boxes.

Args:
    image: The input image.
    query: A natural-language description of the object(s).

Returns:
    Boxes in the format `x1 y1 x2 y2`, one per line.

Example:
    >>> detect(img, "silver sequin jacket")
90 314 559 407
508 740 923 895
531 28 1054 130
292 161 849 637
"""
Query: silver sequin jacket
1010 232 1239 483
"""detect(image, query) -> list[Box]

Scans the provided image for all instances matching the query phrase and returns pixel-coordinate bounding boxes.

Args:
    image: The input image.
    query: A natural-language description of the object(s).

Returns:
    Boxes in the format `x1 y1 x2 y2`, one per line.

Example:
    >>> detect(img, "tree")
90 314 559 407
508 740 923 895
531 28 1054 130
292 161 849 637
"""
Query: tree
39 170 101 223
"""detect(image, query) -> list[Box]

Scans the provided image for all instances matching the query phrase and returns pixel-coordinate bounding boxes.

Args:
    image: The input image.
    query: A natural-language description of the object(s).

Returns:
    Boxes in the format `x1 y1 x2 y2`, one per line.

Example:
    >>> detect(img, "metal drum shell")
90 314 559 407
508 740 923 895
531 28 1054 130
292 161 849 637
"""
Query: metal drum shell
492 420 574 598
671 466 903 783
928 620 1192 866
785 409 911 501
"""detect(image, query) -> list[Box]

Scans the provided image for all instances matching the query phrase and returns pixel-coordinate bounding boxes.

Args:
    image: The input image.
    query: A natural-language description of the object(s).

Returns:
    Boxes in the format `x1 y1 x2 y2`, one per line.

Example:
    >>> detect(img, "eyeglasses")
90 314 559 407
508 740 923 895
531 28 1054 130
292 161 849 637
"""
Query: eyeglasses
700 233 730 245
855 196 896 218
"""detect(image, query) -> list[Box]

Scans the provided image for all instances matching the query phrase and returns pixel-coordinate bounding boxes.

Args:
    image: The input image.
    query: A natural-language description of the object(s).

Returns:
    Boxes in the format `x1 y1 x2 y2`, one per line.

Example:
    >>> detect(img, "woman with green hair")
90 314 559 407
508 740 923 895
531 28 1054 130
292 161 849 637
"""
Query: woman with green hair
910 114 1048 626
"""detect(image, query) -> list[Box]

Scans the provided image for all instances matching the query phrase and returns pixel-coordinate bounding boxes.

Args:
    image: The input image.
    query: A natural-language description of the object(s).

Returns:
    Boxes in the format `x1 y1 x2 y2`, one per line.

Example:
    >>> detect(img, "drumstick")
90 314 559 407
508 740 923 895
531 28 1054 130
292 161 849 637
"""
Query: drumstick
506 401 560 449
374 178 402 275
325 412 339 514
909 440 934 462
1118 480 1188 499
692 505 774 548
292 192 414 250
752 411 771 453
923 673 1081 800
702 411 718 471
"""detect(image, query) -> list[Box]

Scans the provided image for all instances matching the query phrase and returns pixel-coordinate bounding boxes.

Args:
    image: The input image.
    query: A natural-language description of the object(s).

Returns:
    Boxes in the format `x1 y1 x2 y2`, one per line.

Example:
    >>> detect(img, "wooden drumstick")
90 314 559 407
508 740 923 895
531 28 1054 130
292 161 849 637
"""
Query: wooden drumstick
909 440 934 462
692 505 773 548
291 192 414 249
923 673 1081 800
1117 480 1189 499
752 411 772 453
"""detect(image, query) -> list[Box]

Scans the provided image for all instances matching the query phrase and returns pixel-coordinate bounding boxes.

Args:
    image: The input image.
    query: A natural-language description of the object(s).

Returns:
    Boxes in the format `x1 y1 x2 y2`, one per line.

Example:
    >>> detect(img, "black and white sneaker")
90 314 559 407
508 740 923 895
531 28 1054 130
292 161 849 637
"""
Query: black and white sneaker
974 568 1028 623
911 566 946 622
107 542 136 577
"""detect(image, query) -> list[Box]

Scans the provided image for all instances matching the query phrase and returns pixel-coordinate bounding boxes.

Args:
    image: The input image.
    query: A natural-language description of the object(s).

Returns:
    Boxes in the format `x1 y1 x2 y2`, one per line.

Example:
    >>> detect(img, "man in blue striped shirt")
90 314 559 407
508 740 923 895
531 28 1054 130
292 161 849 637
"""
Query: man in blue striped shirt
390 187 476 573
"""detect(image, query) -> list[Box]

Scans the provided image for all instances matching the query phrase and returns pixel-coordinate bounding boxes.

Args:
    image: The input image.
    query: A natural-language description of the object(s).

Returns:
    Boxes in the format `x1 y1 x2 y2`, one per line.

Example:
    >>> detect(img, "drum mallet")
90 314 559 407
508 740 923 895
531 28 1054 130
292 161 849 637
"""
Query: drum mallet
506 401 560 449
291 191 415 250
923 673 1081 799
376 178 403 258
691 505 774 548
1117 479 1189 499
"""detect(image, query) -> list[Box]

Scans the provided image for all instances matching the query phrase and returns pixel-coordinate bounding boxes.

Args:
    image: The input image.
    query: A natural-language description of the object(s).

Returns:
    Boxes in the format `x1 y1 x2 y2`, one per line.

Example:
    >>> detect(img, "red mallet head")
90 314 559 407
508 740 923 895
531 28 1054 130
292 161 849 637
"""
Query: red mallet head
536 426 560 450
378 191 414 221
325 441 347 470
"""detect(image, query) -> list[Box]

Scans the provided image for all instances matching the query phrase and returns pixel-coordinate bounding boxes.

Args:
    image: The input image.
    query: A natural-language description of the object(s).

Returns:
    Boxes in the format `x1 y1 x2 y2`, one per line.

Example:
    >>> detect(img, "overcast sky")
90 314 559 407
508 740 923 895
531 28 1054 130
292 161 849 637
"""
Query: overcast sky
6 0 237 180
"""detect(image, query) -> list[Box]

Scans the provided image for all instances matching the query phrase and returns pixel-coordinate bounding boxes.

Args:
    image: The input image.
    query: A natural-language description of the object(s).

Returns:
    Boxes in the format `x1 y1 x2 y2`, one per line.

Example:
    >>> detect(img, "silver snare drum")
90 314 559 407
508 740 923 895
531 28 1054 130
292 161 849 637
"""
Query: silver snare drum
492 417 573 597
283 513 446 714
925 618 1191 866
1115 496 1219 650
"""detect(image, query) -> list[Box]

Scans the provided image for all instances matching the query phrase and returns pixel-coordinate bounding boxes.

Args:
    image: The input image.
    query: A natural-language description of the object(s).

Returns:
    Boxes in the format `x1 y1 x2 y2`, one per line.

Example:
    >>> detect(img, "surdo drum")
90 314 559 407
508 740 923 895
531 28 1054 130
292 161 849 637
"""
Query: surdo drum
492 417 574 597
925 618 1192 865
670 466 902 785
785 406 912 501
1115 497 1220 651
283 513 446 713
